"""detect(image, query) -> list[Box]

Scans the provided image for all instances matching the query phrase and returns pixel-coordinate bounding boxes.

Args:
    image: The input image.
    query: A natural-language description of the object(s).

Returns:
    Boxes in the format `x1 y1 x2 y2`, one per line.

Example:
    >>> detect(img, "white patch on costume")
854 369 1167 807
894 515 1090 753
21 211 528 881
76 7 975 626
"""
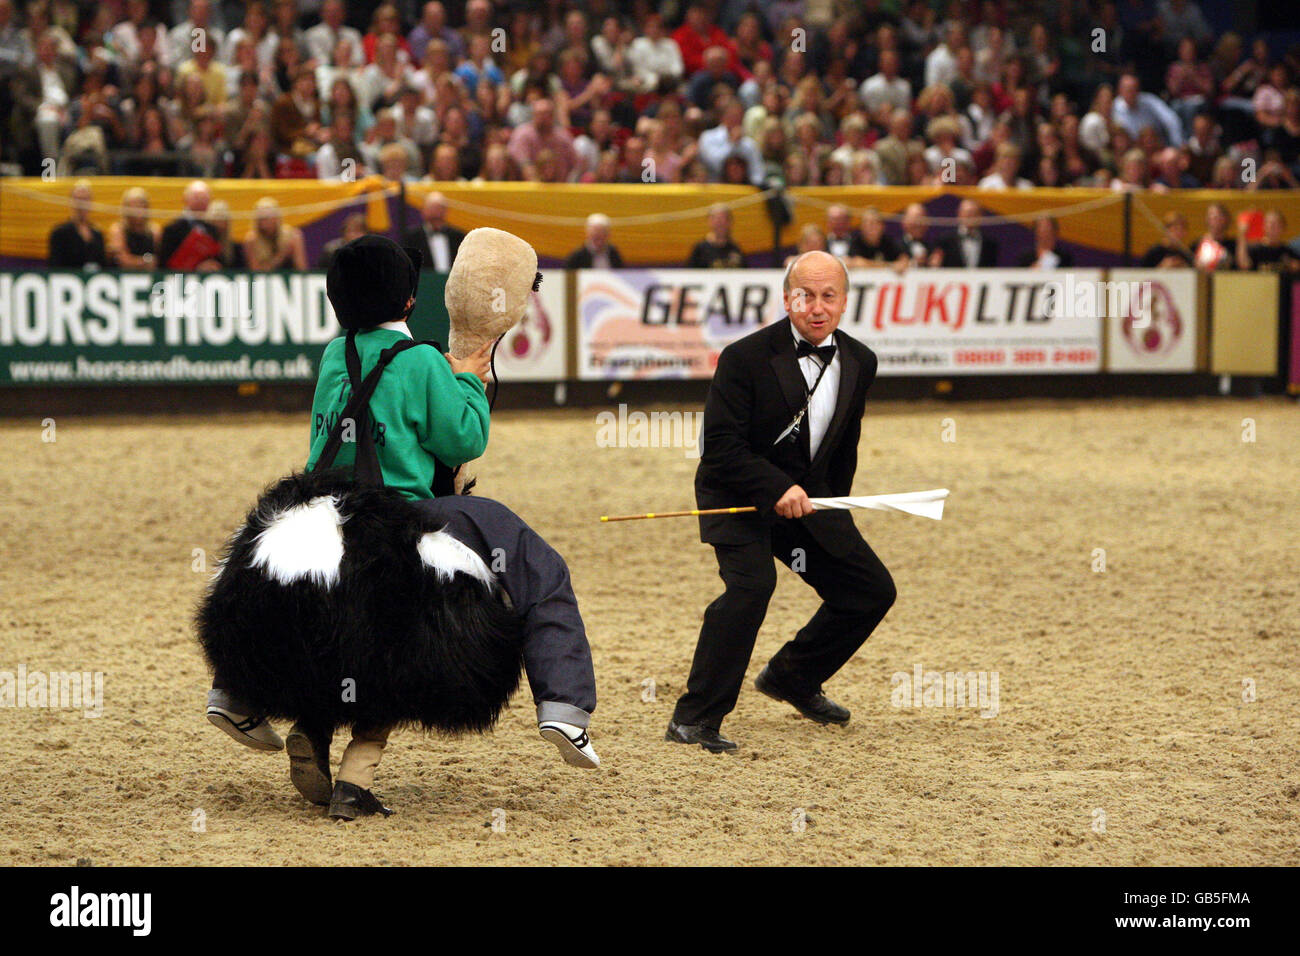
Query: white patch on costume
250 496 346 587
417 530 495 587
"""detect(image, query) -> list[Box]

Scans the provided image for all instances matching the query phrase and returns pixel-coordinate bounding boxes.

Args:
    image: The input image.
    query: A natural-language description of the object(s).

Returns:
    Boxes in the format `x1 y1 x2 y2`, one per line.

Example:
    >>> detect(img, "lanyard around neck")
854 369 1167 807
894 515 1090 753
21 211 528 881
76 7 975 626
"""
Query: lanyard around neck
773 348 832 447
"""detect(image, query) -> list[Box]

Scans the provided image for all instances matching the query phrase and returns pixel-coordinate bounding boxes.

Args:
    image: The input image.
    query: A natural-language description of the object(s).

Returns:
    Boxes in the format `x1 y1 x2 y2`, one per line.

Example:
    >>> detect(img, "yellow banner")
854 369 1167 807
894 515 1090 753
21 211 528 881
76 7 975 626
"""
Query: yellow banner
0 176 393 261
6 179 1300 265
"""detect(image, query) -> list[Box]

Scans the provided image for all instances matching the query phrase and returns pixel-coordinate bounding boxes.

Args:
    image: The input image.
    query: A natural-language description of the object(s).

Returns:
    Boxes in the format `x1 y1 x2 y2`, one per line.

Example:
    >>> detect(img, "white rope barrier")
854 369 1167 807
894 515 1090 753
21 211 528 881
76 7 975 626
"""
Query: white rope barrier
790 189 1126 227
0 180 403 220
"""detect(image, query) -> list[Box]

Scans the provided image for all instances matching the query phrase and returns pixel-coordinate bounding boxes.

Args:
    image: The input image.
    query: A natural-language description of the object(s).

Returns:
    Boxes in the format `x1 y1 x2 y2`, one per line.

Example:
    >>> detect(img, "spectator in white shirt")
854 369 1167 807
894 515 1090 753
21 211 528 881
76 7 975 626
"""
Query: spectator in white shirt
1112 72 1184 147
859 50 911 114
393 85 437 155
305 0 364 68
978 143 1033 189
357 34 409 112
828 114 872 180
627 12 683 93
108 0 155 70
925 24 964 91
224 1 272 68
1079 83 1113 155
697 98 764 184
170 0 225 66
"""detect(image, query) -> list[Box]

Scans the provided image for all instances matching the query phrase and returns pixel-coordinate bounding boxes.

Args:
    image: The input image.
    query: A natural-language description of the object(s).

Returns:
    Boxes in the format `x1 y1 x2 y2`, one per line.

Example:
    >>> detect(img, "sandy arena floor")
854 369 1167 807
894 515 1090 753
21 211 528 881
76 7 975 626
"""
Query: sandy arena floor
0 396 1296 866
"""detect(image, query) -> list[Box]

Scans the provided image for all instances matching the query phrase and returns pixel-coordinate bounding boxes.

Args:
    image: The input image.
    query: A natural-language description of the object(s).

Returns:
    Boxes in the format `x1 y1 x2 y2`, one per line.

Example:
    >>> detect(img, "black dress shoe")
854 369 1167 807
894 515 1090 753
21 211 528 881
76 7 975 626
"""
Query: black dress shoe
665 719 738 752
328 781 394 820
285 725 333 806
755 665 850 725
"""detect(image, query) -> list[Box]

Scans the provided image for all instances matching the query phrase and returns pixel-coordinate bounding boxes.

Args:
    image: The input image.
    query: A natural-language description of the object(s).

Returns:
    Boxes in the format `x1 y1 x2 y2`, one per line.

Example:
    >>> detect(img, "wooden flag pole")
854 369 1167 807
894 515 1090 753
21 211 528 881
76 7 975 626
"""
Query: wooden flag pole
599 506 758 522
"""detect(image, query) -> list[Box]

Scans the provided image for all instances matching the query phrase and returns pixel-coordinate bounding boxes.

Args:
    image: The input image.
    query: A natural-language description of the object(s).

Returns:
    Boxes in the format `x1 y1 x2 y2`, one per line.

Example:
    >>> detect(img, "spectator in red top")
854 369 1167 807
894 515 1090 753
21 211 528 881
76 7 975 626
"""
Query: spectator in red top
363 4 412 65
732 13 772 74
672 5 749 80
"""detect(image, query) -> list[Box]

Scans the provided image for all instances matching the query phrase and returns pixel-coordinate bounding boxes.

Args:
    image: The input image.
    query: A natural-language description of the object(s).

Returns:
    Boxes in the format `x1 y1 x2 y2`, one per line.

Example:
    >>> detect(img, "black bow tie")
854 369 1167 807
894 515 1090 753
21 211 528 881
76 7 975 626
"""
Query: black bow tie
796 340 836 363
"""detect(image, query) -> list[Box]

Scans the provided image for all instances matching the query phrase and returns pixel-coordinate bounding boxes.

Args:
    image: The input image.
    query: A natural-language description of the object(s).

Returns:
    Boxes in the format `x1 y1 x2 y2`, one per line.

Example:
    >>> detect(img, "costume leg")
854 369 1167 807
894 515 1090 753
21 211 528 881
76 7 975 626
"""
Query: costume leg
336 724 391 790
414 497 597 728
673 538 777 728
768 523 896 697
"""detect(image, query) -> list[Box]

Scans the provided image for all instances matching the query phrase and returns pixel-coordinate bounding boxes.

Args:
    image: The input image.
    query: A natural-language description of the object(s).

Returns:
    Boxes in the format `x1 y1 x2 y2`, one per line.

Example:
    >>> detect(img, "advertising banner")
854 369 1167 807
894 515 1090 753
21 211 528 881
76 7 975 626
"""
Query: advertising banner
492 269 567 381
0 271 336 386
1104 269 1199 373
576 268 1104 379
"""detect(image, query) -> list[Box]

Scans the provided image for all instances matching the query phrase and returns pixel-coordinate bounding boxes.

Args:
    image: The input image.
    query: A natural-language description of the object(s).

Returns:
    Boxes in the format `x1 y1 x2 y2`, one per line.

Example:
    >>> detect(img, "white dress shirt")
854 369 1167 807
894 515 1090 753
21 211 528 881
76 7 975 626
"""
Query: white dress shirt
792 327 841 459
424 229 451 272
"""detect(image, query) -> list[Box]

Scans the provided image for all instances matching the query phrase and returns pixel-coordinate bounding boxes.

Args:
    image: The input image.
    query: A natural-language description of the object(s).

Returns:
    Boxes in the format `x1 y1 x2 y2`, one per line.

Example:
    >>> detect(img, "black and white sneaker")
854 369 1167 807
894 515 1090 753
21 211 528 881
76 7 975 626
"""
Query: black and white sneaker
206 690 284 752
538 720 600 769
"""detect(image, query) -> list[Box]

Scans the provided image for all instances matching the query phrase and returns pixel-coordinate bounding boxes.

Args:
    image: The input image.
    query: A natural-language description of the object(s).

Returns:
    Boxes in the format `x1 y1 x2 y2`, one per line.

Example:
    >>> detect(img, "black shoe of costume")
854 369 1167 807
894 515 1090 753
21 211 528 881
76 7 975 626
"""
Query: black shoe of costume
285 726 333 806
328 781 394 821
664 719 738 753
755 665 850 725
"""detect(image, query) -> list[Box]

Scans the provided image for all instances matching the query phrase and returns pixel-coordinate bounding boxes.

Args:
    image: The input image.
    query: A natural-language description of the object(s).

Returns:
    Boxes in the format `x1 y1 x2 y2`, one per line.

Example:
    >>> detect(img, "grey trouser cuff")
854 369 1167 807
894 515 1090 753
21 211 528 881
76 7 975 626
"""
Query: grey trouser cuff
536 701 591 729
207 687 256 716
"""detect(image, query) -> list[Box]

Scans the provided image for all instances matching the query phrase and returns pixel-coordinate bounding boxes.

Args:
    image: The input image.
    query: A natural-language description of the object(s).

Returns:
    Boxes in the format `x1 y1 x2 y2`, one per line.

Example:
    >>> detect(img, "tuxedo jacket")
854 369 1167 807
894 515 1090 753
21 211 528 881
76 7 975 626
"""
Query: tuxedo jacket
695 318 878 557
938 231 999 268
564 244 625 269
47 221 106 269
400 224 466 270
1016 245 1075 268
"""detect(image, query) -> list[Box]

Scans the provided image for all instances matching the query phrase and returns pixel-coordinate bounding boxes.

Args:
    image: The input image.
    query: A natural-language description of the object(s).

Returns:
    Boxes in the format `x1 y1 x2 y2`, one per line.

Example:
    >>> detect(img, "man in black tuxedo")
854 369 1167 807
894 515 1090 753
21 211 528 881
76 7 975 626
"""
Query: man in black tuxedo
1016 216 1074 269
401 191 465 272
667 251 897 752
158 180 222 271
564 213 624 269
938 198 999 268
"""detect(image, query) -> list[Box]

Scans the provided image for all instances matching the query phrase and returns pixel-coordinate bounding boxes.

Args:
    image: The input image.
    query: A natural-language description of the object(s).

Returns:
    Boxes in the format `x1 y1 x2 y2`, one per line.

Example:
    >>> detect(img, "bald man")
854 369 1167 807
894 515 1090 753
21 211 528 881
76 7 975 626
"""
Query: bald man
400 191 466 272
668 251 895 752
158 180 222 271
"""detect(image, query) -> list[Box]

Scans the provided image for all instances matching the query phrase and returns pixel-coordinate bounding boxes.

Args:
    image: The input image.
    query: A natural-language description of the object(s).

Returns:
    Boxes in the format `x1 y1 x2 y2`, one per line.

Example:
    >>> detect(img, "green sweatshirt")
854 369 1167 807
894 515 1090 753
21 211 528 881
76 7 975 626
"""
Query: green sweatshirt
306 328 490 500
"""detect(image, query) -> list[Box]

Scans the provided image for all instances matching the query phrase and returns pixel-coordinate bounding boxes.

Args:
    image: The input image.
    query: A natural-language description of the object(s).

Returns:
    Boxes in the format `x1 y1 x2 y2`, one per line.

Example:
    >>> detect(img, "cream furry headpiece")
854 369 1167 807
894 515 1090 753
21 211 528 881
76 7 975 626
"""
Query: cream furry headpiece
444 227 541 358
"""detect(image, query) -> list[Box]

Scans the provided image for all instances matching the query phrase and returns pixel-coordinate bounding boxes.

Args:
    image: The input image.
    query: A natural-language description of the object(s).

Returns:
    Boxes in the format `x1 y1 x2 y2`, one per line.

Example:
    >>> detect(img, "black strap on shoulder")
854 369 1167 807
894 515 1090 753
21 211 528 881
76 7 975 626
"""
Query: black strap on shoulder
313 331 442 486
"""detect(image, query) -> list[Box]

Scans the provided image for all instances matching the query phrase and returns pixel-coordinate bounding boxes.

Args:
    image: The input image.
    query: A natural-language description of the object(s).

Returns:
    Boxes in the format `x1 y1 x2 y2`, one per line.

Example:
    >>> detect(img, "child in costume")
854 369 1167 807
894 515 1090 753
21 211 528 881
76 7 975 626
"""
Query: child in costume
200 232 598 820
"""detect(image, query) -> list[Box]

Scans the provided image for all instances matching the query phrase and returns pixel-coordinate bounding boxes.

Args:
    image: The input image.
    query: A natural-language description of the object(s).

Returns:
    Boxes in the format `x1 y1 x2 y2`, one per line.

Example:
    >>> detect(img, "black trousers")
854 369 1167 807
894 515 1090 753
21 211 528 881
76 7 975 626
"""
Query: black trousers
672 520 896 729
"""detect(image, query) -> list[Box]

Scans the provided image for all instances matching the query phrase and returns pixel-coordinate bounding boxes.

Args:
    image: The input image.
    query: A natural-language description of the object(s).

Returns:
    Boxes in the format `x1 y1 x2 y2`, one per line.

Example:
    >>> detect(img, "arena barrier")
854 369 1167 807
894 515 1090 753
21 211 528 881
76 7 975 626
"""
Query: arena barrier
8 178 1300 269
1 267 1291 391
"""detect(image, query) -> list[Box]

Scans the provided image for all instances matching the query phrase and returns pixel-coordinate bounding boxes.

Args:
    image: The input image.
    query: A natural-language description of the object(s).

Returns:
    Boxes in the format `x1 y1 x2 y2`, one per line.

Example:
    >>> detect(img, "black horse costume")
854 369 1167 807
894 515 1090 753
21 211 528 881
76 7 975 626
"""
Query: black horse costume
197 467 526 737
197 232 598 818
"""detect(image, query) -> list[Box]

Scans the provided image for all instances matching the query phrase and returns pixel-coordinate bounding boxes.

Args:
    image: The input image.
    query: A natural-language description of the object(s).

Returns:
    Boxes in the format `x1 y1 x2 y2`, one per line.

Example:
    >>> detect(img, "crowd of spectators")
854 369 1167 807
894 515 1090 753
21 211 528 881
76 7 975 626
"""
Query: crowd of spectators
7 0 1300 193
19 1 1300 274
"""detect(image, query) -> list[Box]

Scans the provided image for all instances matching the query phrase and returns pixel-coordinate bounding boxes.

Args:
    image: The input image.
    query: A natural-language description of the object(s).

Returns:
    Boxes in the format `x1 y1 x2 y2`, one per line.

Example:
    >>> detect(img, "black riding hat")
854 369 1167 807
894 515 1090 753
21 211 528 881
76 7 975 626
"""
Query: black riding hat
326 234 425 330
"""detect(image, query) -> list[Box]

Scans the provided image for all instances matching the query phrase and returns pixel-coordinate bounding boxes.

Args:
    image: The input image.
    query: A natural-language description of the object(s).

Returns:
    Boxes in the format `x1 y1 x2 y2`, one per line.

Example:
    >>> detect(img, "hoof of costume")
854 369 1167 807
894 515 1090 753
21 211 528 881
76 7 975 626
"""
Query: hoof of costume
328 781 393 820
205 690 284 752
539 721 600 769
285 725 333 806
196 468 525 737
